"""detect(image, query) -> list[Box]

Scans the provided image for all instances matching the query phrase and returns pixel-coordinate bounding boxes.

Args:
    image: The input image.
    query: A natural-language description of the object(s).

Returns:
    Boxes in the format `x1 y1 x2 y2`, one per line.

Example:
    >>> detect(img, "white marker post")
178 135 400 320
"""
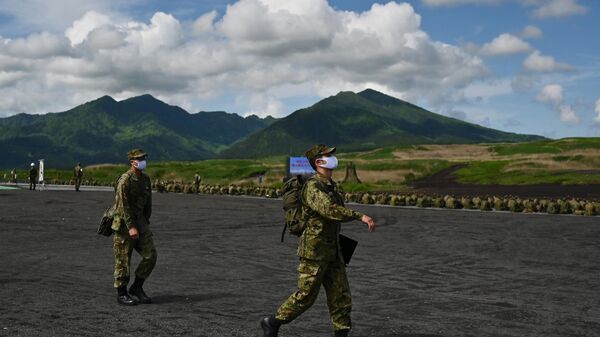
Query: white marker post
38 159 46 190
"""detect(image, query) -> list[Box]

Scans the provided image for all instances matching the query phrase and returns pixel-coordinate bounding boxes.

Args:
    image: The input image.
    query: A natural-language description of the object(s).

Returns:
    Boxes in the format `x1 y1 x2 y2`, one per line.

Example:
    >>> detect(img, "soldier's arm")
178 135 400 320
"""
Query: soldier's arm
145 178 152 221
115 176 136 230
303 182 363 222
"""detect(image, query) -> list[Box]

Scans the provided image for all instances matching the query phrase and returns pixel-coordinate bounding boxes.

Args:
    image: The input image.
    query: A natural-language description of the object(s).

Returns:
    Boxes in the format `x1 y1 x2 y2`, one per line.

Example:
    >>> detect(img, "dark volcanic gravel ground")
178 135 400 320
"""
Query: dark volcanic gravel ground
1 190 600 337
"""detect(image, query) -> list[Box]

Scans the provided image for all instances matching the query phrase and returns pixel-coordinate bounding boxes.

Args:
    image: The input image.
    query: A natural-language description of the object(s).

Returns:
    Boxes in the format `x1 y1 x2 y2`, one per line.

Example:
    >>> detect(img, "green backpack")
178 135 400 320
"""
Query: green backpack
281 175 329 242
281 175 308 242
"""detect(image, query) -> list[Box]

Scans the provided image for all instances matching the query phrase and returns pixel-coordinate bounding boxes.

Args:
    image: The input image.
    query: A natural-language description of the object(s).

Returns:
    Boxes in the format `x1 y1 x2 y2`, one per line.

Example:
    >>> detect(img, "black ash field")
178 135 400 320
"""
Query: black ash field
1 190 599 337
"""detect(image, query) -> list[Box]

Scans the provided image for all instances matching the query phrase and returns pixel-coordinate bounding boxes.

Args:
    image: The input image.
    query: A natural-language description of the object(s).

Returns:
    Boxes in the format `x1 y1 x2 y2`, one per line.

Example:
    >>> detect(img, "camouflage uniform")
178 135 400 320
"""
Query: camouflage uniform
276 172 363 331
194 173 201 191
111 169 157 288
73 164 83 191
29 166 37 190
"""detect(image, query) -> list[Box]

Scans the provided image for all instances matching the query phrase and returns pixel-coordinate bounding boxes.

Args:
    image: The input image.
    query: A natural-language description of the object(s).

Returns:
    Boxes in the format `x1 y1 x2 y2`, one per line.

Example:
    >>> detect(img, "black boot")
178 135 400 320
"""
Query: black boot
129 277 152 304
117 286 137 306
334 329 350 337
260 315 283 337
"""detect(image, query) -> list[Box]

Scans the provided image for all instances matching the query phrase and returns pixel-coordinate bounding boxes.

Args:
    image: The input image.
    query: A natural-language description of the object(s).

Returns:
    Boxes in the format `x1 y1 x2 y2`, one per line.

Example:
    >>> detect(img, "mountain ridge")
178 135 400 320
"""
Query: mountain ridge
0 89 544 168
219 89 544 158
0 94 275 168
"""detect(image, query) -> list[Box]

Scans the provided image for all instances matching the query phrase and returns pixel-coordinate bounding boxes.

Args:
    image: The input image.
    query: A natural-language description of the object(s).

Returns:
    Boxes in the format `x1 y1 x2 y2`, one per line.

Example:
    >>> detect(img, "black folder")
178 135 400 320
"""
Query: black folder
339 234 358 265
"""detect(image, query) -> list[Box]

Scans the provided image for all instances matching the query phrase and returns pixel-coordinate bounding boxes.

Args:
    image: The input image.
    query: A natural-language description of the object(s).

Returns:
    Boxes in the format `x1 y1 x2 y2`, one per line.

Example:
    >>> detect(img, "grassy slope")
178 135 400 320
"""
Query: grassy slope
4 138 599 190
221 90 543 158
454 138 600 185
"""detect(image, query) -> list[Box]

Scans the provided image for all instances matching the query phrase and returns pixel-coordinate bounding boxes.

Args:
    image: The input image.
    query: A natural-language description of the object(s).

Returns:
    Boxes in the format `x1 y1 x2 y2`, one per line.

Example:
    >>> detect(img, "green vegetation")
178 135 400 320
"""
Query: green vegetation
339 182 395 192
6 156 449 192
348 159 450 172
455 160 600 185
341 147 397 160
220 89 543 158
492 138 600 156
59 160 270 185
552 155 584 162
454 161 510 184
340 145 429 160
1 89 544 169
1 91 598 192
8 137 600 189
0 94 275 168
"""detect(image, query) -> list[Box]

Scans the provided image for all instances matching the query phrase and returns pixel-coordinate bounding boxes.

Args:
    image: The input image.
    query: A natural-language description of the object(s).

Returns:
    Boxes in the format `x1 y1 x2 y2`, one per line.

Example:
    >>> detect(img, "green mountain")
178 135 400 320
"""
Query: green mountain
0 89 544 168
0 95 275 168
220 89 544 158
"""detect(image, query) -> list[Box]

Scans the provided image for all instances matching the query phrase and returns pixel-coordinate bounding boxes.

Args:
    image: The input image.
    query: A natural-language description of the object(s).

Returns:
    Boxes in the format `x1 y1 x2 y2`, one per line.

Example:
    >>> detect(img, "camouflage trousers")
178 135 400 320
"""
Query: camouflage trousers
74 177 82 191
276 258 352 331
113 230 157 288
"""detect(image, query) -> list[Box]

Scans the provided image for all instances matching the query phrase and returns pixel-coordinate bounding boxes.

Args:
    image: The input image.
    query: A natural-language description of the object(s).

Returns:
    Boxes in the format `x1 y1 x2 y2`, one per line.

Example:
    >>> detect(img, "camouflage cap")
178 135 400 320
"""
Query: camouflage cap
127 148 148 161
305 144 336 169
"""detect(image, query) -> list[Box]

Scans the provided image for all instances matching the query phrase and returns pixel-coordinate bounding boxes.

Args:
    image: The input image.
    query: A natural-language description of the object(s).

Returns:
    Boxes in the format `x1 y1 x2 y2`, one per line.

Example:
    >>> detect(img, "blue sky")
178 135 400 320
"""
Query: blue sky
0 0 597 138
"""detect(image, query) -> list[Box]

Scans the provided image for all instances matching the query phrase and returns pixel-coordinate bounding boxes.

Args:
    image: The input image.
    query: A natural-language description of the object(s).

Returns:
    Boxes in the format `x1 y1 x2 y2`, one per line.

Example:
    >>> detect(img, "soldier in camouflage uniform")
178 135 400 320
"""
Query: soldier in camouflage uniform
194 172 201 191
261 144 376 337
73 162 83 192
29 163 37 190
111 149 157 306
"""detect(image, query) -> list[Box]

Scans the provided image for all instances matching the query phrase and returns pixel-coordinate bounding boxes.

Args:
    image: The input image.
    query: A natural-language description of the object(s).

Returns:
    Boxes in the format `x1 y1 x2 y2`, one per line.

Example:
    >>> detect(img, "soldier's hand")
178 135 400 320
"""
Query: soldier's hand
361 215 376 232
129 227 139 240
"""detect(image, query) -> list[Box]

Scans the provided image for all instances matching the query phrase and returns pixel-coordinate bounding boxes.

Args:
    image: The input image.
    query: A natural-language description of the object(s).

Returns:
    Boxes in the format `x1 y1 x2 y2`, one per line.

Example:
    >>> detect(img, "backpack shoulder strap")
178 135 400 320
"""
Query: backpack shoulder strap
302 176 331 204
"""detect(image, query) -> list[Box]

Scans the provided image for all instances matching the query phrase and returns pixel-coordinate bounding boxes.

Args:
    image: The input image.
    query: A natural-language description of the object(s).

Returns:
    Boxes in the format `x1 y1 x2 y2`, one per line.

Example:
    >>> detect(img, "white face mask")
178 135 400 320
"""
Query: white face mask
317 156 338 170
134 160 147 171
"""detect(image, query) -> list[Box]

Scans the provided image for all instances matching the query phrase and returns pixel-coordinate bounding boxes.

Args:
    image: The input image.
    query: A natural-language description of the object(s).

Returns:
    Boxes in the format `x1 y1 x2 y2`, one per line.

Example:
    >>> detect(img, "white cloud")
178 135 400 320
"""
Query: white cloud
479 33 531 56
523 50 573 72
192 10 218 35
243 93 285 118
463 79 512 101
558 104 578 123
0 1 488 118
536 84 563 105
132 12 183 55
511 75 539 93
84 26 127 50
422 0 587 18
0 0 133 35
520 25 542 39
595 98 600 124
65 11 112 46
536 84 579 124
530 0 587 18
422 0 500 6
1 32 71 59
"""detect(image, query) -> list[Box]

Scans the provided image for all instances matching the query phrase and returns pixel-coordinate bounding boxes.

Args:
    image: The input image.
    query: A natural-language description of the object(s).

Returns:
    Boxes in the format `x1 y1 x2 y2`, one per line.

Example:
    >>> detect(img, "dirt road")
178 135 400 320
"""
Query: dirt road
1 190 599 336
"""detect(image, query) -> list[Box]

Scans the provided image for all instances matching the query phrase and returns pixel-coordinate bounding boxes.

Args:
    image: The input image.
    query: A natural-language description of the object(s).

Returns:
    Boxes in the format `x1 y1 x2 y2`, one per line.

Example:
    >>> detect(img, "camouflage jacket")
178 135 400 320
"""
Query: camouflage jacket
29 167 37 179
298 173 363 262
74 165 83 178
111 169 152 233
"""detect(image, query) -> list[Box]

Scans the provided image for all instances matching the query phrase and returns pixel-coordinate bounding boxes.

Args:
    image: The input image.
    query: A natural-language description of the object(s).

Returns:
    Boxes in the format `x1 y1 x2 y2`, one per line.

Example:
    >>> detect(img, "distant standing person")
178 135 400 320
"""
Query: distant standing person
111 149 157 306
194 172 201 190
261 144 377 337
74 163 84 191
11 169 17 183
29 163 37 190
